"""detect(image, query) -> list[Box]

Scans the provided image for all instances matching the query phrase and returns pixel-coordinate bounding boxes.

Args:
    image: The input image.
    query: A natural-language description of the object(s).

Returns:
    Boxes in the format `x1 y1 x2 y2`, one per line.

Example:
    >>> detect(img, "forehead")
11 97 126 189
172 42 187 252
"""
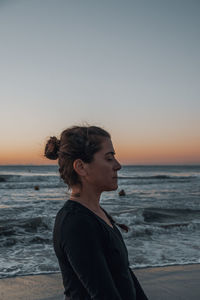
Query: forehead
99 138 115 154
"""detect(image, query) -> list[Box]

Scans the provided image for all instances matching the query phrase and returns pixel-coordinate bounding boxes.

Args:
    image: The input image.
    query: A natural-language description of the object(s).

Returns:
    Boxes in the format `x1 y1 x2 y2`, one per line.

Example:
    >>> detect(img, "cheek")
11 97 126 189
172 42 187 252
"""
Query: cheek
87 161 113 184
94 168 111 184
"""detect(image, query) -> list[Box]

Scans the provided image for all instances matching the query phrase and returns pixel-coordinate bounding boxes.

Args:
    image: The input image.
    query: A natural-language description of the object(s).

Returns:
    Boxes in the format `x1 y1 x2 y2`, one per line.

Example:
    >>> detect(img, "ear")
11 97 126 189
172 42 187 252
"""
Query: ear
73 159 87 177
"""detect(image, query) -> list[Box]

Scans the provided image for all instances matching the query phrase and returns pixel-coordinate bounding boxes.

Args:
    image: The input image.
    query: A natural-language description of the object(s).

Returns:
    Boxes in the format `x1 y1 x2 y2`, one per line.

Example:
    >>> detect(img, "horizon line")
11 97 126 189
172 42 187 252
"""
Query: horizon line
1 163 200 167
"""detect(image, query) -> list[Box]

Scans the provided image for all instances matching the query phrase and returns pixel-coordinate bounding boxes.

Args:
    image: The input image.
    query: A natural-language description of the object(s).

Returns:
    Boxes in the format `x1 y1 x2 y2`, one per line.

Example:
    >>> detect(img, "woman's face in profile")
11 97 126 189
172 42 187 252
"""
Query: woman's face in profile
85 138 121 192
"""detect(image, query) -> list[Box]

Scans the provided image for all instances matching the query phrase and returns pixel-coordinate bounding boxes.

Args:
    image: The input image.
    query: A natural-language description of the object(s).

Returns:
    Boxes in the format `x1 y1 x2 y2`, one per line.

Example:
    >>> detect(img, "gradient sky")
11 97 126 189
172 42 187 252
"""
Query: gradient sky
0 0 200 165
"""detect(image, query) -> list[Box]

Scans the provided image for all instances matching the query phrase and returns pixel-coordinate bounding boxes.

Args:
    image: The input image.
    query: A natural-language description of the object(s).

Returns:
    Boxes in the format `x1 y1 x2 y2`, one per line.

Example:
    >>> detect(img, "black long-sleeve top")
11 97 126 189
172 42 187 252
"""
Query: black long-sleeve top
53 200 148 300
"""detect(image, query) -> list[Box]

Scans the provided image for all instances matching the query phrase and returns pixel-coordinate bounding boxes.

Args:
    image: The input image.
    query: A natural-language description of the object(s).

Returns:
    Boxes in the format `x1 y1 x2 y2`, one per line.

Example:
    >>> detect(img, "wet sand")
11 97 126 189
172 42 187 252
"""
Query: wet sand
0 264 199 300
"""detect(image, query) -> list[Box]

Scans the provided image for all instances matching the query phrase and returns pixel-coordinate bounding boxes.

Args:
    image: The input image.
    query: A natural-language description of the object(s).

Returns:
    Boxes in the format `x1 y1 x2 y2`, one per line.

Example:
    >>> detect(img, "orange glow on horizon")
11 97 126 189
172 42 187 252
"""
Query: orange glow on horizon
0 144 51 165
115 138 200 165
0 139 199 165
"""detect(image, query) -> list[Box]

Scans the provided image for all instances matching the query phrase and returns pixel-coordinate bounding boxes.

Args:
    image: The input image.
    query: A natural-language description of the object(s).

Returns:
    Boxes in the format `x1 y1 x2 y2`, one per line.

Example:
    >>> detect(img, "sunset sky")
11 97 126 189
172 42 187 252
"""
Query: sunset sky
1 0 200 165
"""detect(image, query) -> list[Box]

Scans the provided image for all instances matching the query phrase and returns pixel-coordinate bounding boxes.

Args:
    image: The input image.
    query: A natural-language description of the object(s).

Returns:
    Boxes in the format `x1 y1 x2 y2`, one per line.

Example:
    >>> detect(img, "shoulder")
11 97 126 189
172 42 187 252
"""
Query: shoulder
54 200 103 237
63 210 97 234
54 201 110 254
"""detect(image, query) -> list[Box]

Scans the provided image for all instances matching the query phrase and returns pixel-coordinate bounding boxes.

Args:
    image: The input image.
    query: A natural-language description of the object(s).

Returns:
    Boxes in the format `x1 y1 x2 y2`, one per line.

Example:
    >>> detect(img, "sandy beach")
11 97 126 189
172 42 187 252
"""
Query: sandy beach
0 264 199 300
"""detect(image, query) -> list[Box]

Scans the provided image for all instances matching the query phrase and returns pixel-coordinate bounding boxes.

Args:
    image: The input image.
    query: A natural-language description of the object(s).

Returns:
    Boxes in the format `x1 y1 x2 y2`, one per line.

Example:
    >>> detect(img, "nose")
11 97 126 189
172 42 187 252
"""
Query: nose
114 158 121 171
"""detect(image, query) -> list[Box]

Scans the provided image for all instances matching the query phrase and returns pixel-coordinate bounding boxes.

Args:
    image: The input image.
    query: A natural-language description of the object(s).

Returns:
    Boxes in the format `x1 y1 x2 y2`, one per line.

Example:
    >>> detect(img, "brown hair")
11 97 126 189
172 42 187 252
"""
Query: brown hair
44 125 129 232
44 126 110 187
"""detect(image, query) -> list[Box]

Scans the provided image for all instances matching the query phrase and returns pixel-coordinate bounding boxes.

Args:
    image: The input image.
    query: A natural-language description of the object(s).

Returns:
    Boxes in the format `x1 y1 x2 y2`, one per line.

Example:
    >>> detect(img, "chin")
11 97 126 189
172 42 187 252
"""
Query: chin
105 184 118 191
113 184 118 190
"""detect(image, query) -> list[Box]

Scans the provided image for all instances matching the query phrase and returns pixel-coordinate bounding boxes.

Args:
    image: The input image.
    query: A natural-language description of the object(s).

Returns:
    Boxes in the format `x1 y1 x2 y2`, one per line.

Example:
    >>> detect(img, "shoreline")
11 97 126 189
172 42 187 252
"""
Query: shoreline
0 263 200 300
132 260 200 270
1 261 199 280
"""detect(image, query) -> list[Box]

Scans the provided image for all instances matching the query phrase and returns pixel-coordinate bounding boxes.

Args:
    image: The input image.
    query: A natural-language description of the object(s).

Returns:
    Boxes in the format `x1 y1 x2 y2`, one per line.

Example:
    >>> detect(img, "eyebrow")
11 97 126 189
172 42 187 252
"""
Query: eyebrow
105 151 115 156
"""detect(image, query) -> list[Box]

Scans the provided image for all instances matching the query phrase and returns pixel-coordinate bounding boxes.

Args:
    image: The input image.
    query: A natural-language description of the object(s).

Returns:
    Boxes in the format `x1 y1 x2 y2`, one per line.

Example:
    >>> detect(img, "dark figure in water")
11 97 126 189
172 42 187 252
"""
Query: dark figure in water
44 125 149 300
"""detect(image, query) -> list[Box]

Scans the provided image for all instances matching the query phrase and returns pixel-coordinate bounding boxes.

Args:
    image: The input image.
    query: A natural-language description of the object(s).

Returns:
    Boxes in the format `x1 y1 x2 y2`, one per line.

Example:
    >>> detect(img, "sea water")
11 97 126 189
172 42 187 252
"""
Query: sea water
0 165 200 278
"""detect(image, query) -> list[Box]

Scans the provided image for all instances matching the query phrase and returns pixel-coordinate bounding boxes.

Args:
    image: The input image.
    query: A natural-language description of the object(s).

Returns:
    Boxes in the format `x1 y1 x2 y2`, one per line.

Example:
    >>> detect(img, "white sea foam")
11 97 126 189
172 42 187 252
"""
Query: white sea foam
0 165 200 278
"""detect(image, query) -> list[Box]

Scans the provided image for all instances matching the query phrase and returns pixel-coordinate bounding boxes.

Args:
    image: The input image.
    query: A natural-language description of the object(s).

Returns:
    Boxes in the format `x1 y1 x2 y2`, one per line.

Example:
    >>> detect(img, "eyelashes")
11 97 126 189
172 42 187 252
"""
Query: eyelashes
106 156 115 161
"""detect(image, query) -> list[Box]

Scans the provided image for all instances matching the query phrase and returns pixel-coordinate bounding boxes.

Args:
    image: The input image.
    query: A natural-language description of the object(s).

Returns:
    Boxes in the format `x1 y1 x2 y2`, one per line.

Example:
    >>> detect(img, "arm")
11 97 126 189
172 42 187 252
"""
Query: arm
62 214 122 300
128 267 149 300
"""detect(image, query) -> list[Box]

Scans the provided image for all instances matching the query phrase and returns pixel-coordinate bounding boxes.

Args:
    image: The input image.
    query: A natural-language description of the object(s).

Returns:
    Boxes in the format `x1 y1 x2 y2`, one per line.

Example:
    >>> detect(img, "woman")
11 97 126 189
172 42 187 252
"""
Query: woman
44 126 148 300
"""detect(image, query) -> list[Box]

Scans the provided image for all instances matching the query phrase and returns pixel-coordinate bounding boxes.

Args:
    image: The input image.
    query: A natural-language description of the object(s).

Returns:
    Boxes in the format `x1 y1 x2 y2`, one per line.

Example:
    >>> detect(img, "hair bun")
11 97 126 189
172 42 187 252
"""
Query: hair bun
44 136 60 160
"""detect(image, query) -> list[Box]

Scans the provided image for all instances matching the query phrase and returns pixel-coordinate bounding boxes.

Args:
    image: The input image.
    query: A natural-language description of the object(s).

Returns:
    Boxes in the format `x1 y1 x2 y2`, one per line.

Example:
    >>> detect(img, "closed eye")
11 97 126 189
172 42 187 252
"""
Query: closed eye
106 158 113 161
105 151 116 161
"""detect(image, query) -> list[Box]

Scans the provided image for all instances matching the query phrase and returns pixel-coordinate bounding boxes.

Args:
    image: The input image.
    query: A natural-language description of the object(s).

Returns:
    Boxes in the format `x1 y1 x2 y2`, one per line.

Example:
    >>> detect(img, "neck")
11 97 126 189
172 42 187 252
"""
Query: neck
70 185 102 212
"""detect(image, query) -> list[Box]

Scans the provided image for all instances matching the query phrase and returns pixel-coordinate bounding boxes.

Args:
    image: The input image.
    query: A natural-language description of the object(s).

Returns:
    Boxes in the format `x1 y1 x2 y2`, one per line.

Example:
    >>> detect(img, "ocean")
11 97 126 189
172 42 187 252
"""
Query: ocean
0 165 200 278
